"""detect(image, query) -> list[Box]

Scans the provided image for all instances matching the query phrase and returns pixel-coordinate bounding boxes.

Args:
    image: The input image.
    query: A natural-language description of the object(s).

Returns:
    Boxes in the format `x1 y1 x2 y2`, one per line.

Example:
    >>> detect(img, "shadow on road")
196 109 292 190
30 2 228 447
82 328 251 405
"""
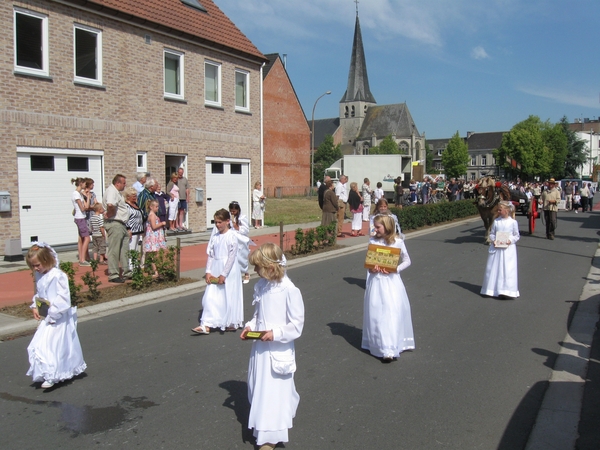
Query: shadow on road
497 380 549 450
219 380 253 444
343 277 366 290
499 294 600 450
327 322 363 352
449 280 483 296
444 226 485 245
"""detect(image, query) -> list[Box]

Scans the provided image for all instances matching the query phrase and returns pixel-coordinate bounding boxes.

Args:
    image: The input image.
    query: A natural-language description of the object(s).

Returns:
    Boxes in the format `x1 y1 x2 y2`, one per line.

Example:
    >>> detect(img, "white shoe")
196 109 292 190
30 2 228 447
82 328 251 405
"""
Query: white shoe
191 325 210 335
41 380 54 389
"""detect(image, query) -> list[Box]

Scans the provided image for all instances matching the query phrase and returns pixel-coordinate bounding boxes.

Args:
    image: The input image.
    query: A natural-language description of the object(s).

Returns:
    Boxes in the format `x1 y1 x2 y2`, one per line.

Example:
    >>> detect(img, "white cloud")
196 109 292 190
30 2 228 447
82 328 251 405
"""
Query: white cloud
518 86 600 109
471 46 489 60
216 0 514 48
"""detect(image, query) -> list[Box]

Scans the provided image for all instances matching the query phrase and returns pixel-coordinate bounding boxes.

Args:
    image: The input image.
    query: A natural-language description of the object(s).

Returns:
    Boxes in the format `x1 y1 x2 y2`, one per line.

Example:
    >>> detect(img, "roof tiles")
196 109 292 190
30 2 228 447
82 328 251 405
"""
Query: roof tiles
84 0 265 61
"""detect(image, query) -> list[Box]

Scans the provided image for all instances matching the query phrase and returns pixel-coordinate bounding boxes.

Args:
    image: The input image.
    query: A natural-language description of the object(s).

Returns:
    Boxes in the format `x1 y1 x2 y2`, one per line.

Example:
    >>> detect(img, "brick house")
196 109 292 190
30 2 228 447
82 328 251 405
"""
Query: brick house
427 131 506 180
0 0 267 255
262 53 310 198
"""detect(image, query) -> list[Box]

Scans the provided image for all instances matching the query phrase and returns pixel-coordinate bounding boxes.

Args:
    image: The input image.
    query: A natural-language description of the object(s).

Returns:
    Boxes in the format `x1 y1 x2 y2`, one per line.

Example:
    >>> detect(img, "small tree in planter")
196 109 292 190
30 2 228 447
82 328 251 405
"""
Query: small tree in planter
81 259 102 301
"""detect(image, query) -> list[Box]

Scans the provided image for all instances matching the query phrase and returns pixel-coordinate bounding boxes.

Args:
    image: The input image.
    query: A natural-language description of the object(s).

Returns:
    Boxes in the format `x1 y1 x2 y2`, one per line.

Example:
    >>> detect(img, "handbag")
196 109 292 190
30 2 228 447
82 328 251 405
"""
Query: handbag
351 203 364 214
269 349 296 375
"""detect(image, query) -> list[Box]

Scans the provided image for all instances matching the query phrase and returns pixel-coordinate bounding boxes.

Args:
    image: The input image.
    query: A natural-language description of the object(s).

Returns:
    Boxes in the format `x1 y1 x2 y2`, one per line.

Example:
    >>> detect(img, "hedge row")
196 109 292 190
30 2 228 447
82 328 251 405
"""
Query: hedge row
390 200 479 231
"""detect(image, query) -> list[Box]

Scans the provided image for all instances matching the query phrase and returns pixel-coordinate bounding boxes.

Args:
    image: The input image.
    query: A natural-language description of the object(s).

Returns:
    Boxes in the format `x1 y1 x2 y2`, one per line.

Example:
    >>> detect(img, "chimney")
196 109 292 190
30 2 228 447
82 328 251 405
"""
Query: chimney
282 54 287 69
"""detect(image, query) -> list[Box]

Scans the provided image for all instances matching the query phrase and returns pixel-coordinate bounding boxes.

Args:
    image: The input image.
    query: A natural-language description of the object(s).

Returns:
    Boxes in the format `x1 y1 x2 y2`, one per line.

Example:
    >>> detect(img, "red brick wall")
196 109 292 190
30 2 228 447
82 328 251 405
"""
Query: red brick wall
263 58 310 197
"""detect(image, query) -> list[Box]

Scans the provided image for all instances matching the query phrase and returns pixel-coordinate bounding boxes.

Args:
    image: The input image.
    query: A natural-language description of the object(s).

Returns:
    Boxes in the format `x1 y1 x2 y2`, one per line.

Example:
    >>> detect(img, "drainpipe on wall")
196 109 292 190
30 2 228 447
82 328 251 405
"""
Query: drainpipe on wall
260 62 265 191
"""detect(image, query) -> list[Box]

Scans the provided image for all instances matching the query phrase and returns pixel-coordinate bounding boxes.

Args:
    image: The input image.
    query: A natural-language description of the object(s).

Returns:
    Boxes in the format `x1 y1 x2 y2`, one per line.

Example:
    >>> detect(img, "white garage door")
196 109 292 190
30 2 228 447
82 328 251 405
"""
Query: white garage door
17 148 104 248
205 158 250 228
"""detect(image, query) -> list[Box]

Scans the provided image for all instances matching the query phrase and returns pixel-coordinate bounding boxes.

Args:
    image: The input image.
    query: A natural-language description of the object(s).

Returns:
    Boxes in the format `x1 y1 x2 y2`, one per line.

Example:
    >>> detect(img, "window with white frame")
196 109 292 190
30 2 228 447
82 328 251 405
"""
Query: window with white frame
164 49 184 99
14 8 49 77
136 152 147 172
471 156 476 166
205 61 221 106
235 69 249 111
481 155 487 166
74 24 102 85
437 148 444 156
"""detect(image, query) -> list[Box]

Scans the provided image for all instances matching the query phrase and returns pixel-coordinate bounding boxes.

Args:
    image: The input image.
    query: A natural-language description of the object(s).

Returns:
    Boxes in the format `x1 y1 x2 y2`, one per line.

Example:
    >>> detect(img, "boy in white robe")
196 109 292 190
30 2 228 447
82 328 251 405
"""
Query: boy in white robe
241 243 305 449
192 209 243 334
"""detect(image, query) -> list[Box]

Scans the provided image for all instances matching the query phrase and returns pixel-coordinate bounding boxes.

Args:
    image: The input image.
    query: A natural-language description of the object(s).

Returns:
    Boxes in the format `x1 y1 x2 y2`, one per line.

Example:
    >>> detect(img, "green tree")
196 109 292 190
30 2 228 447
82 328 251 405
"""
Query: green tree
560 116 588 178
370 135 400 154
495 116 553 179
441 131 469 178
313 134 342 183
542 121 568 179
424 140 434 173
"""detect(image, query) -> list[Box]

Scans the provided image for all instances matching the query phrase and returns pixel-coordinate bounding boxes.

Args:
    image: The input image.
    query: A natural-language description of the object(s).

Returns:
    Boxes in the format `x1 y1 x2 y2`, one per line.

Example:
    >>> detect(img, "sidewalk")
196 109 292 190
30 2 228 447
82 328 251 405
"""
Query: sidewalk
0 219 372 310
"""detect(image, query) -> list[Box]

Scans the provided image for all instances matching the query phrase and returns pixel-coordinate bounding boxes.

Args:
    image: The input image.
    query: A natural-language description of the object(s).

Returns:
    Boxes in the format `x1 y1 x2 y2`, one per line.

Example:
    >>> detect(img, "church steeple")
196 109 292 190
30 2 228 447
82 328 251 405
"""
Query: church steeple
340 13 376 104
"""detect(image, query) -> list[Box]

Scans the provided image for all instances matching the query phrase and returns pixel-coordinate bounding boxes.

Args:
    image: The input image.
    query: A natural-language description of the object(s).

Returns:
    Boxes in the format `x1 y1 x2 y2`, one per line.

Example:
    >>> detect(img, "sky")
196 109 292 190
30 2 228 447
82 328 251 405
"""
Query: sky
216 0 600 139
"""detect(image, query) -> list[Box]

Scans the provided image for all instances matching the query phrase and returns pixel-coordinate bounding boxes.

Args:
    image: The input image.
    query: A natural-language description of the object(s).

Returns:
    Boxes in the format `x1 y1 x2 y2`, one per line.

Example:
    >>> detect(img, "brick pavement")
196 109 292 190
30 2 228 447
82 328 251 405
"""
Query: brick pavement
0 220 370 308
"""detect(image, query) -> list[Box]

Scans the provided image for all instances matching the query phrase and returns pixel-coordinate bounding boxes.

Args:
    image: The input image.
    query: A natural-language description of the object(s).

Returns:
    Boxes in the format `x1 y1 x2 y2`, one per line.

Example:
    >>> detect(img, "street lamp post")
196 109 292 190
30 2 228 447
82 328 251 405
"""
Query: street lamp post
311 90 331 191
589 130 595 179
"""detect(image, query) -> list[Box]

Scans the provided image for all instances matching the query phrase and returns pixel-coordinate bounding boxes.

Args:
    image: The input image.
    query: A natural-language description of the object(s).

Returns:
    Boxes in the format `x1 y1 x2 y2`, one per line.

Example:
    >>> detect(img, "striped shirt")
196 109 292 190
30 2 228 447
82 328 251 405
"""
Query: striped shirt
89 213 104 237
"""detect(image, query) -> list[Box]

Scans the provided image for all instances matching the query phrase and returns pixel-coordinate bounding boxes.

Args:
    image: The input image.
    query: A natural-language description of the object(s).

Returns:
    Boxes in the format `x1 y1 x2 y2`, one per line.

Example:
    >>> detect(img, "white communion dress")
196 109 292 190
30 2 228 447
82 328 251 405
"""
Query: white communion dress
26 268 86 384
362 236 415 359
480 216 520 298
246 275 305 446
200 229 244 330
210 215 251 274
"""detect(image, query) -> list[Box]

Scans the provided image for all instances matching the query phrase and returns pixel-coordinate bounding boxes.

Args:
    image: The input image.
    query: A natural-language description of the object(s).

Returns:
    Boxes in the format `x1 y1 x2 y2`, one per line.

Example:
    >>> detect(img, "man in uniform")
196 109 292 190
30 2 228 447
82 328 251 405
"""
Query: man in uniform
541 178 561 240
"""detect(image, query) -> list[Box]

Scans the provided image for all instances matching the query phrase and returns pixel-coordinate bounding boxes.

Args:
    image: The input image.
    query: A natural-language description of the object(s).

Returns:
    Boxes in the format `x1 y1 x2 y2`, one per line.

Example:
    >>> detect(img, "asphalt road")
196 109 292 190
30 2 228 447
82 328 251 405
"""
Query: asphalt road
1 211 599 449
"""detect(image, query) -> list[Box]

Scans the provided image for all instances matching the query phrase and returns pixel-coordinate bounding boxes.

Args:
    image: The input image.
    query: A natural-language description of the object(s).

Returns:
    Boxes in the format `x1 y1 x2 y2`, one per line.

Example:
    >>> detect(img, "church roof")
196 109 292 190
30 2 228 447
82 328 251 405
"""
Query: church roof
358 104 419 140
340 15 376 104
310 118 340 149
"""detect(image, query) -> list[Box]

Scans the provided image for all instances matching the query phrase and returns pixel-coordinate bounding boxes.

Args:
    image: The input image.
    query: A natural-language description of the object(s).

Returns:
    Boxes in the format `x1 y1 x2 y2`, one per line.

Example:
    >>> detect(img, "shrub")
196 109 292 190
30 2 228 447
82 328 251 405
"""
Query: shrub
151 246 180 282
291 223 337 255
128 249 154 290
59 261 81 305
391 200 478 232
81 259 102 301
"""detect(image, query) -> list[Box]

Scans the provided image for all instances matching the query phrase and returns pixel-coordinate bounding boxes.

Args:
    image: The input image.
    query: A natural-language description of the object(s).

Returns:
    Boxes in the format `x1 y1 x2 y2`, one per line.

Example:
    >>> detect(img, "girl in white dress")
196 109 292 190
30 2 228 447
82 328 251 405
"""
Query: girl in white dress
252 181 266 228
362 178 373 221
363 215 415 362
209 202 253 284
229 201 252 284
26 242 87 389
241 243 305 450
480 201 520 298
192 209 243 334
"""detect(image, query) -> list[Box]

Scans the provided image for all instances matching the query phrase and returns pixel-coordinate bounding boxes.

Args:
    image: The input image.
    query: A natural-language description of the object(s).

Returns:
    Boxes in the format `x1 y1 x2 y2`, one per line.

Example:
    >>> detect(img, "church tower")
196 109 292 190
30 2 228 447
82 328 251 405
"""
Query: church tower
339 9 377 152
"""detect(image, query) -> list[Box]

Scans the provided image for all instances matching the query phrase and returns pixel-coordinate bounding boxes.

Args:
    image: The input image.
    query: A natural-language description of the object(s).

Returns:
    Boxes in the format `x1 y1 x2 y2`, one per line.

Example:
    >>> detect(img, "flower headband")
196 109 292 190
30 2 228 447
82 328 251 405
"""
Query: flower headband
259 247 287 267
30 241 59 267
